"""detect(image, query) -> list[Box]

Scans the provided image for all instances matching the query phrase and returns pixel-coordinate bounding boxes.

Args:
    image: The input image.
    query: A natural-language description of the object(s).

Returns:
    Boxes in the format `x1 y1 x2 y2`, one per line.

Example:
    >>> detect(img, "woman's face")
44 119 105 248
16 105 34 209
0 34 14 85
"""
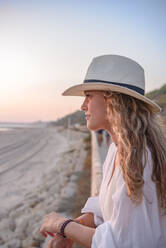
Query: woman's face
81 91 109 131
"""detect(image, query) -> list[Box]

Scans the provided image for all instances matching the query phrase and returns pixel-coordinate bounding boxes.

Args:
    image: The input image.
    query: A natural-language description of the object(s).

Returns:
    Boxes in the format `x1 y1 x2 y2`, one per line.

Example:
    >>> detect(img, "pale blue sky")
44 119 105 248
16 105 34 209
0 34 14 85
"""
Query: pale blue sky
0 0 165 121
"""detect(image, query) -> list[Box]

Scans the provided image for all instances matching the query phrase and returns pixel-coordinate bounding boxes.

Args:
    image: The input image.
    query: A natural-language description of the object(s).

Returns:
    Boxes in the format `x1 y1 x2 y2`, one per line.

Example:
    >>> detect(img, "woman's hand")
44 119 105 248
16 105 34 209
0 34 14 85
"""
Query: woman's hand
46 234 74 248
40 211 67 238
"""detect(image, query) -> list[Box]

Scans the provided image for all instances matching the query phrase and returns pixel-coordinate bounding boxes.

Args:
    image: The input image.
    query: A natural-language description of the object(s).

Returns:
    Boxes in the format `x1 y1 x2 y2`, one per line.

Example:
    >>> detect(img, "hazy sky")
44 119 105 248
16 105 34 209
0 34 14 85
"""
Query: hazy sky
0 0 166 122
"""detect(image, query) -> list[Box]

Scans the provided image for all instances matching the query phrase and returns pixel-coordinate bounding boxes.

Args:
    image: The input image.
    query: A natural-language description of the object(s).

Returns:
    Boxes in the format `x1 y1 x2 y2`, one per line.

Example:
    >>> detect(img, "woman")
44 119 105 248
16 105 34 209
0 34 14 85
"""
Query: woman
40 55 166 247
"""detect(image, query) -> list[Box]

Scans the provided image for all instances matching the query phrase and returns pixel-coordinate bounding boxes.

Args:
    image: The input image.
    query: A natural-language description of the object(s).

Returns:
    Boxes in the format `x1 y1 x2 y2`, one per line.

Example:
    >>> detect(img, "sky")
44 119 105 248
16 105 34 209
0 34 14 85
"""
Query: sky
0 0 166 122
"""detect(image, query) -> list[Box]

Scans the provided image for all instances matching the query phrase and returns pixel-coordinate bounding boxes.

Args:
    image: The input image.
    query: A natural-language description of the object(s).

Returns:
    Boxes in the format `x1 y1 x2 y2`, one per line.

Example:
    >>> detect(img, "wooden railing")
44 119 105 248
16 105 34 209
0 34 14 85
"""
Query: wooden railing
91 131 103 196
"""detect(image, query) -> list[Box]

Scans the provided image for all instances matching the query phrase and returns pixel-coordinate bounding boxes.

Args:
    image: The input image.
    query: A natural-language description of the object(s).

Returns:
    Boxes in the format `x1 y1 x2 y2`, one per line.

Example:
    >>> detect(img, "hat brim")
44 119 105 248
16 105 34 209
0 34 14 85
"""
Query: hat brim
62 82 161 113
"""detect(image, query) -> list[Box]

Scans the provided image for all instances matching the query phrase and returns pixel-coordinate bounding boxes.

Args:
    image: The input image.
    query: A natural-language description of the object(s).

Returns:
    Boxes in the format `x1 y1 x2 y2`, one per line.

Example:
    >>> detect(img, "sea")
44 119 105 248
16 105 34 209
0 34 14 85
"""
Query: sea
0 122 47 132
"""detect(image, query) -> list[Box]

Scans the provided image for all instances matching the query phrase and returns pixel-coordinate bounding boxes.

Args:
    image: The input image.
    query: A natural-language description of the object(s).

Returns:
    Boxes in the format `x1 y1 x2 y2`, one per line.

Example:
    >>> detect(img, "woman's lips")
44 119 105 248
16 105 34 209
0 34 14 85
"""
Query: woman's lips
85 114 90 120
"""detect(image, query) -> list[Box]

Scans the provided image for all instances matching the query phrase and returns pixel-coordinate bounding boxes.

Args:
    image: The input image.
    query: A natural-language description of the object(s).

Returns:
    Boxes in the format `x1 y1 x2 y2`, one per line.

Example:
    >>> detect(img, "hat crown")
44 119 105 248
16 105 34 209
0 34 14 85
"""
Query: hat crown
85 55 145 90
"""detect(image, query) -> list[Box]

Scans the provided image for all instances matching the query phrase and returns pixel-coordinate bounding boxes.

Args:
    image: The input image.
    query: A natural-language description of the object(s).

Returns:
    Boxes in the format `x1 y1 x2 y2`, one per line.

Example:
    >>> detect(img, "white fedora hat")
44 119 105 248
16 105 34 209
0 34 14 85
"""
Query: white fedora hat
62 55 160 113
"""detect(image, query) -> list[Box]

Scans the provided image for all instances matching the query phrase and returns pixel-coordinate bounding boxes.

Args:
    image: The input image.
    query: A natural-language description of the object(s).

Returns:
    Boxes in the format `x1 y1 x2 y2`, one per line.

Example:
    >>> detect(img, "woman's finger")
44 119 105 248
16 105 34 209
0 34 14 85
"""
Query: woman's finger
47 231 55 237
41 231 47 238
40 226 47 238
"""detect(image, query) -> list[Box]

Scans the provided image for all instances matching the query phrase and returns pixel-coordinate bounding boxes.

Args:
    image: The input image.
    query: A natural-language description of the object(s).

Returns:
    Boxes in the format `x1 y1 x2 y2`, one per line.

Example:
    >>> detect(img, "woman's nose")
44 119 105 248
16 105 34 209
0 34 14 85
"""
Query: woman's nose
81 99 87 111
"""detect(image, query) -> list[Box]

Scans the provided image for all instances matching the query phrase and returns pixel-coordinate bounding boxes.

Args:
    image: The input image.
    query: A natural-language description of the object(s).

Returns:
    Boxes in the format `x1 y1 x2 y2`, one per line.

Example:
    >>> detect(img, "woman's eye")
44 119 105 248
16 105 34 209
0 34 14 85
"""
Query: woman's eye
86 94 91 98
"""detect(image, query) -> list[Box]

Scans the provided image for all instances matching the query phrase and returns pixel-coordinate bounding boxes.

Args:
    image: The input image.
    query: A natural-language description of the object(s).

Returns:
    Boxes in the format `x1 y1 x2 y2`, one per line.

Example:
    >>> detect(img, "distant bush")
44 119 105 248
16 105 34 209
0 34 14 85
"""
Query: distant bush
158 94 166 105
49 110 86 127
146 84 166 99
145 84 166 123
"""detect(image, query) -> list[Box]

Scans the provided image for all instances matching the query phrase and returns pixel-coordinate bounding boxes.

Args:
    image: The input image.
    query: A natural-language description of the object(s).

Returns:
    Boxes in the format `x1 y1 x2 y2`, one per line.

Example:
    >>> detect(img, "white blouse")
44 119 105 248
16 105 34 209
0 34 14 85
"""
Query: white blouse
81 143 166 247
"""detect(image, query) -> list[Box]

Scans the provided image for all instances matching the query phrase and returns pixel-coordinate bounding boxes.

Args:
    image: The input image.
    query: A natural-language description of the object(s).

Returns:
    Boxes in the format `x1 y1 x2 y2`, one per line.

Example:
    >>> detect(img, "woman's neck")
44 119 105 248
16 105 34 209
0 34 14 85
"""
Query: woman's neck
106 128 119 147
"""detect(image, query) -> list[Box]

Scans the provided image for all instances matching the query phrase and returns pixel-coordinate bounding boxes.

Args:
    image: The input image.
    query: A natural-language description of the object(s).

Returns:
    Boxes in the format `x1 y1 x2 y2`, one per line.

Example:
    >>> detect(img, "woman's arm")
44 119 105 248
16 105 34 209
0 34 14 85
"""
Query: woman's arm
65 221 95 248
74 213 96 228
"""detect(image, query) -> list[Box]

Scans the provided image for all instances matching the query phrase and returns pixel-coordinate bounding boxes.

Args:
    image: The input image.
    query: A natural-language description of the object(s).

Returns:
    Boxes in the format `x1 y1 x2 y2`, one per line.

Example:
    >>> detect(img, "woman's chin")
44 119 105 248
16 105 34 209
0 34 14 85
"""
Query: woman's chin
87 122 100 131
87 122 94 131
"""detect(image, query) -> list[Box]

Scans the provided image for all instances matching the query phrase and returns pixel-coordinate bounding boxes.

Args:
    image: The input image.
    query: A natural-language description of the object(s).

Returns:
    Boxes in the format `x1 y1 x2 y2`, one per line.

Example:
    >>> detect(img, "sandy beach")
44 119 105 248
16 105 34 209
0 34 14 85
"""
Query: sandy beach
0 126 89 248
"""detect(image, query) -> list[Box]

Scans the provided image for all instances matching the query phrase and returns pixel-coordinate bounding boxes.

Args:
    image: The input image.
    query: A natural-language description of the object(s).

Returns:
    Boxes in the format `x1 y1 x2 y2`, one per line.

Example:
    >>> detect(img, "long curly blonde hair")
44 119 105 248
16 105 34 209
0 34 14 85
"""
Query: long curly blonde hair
104 91 166 209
